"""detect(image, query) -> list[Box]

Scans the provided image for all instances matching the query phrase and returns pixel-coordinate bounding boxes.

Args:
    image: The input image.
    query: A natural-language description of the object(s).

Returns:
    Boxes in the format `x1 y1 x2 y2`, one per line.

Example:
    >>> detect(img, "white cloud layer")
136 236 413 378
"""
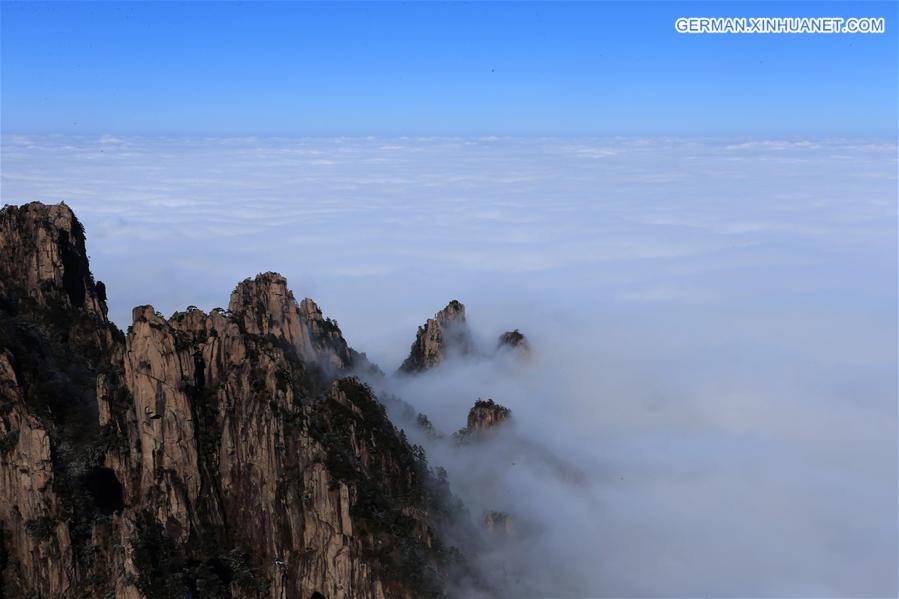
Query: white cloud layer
2 135 896 596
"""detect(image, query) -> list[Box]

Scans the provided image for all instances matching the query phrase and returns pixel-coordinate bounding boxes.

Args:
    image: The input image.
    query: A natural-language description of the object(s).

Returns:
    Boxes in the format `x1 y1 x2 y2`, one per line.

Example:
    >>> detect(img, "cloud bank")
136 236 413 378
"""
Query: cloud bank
1 135 896 596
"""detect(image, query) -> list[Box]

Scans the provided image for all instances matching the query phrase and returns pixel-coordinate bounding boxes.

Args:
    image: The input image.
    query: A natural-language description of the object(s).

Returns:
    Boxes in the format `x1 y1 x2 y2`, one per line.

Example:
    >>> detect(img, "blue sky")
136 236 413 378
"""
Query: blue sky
1 1 896 137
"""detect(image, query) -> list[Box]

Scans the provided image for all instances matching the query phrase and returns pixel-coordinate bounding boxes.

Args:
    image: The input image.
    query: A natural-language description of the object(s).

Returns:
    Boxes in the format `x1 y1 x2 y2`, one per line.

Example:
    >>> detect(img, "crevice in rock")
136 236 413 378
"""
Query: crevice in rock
83 467 124 515
57 229 86 308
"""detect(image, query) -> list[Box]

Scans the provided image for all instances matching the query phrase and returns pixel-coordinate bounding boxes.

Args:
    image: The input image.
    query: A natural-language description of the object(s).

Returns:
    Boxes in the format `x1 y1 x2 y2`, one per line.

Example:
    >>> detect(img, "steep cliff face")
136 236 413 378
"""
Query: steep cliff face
0 203 476 598
0 202 108 321
0 203 125 598
226 272 362 374
398 301 473 374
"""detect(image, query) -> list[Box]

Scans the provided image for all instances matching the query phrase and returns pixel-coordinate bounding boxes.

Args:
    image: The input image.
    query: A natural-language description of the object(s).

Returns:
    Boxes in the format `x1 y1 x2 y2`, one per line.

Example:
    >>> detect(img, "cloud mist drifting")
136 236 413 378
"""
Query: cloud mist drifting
1 135 896 596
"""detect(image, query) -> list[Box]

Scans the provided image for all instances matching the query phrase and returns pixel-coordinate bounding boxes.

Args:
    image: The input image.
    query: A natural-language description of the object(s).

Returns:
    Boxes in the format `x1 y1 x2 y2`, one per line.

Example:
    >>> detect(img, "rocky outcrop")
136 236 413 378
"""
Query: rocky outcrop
398 303 532 375
465 400 511 435
0 202 108 320
227 272 360 373
453 400 512 445
496 330 530 357
398 301 473 373
0 203 479 598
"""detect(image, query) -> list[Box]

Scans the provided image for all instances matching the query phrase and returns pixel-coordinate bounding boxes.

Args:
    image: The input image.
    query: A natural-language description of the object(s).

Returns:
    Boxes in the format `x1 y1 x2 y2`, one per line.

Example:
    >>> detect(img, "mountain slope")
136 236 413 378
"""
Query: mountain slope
0 202 477 598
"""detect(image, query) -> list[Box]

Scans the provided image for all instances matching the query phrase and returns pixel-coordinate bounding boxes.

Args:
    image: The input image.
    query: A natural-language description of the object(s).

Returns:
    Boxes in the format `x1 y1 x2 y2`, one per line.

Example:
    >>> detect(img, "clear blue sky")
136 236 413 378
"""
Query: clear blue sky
1 1 896 137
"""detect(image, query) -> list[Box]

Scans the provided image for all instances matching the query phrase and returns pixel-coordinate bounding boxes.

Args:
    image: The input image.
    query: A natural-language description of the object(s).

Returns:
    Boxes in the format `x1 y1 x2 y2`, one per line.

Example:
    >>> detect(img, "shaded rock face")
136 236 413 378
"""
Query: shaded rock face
0 203 475 598
399 301 473 374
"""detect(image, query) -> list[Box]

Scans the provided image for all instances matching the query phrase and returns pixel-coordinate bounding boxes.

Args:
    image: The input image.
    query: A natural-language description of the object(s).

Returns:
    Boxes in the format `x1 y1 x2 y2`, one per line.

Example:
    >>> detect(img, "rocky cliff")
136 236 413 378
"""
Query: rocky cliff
0 203 479 598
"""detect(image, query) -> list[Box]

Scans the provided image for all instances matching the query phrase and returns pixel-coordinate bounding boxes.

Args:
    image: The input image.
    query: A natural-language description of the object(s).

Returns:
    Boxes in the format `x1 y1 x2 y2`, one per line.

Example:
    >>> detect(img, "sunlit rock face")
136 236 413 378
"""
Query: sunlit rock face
227 272 362 373
0 202 479 599
452 399 513 446
466 400 512 434
398 300 474 373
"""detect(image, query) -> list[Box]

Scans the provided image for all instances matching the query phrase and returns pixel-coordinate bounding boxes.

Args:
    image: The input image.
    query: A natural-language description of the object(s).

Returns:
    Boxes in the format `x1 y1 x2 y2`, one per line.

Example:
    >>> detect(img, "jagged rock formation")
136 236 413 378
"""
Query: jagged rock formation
227 272 372 374
398 304 531 375
496 330 530 357
0 203 479 598
398 301 472 374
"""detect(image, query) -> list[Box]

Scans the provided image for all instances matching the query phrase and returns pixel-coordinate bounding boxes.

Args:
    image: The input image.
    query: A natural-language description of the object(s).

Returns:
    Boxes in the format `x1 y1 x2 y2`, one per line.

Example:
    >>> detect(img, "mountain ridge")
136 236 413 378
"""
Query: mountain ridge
0 202 485 598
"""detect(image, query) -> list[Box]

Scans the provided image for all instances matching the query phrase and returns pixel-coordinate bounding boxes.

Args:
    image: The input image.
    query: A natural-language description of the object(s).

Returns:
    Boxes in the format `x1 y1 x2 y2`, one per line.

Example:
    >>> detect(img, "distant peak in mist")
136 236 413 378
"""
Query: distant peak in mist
398 299 474 373
454 399 513 444
398 300 532 375
497 329 530 357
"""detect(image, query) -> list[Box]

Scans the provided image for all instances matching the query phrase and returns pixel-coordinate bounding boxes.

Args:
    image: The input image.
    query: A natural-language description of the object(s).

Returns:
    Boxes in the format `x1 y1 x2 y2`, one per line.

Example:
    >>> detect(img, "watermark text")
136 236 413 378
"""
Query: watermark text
675 17 885 34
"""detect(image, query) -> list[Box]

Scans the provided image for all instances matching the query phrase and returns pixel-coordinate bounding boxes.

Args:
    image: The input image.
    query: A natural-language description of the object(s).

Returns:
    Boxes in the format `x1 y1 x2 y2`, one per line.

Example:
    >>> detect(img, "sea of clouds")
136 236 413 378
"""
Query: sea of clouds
2 135 896 596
